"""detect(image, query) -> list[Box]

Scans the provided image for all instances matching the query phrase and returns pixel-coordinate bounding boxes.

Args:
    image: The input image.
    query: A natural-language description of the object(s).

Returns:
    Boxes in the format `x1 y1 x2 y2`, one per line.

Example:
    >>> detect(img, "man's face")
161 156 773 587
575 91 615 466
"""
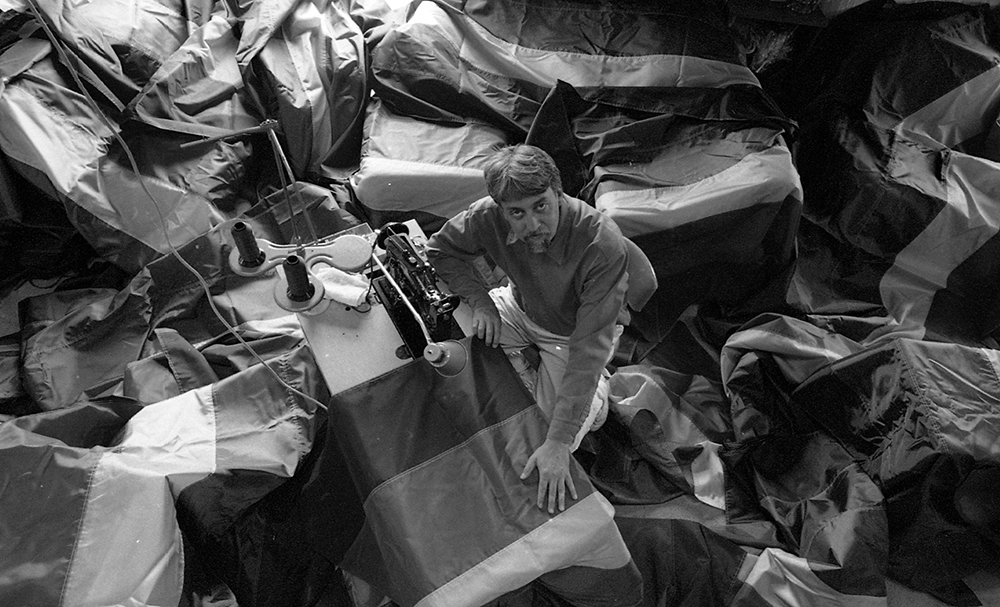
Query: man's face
500 188 561 253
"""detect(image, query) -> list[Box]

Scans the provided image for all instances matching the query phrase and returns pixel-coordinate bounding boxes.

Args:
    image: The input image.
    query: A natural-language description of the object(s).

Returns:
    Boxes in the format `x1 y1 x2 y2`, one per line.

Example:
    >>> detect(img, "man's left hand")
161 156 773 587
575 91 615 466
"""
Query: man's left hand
521 438 577 513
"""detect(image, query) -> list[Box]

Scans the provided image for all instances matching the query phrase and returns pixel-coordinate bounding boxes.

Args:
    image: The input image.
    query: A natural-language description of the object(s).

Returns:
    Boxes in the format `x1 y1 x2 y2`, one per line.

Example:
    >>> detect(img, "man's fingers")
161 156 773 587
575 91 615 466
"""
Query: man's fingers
548 480 558 513
567 475 578 501
473 316 500 347
520 456 536 480
490 319 501 347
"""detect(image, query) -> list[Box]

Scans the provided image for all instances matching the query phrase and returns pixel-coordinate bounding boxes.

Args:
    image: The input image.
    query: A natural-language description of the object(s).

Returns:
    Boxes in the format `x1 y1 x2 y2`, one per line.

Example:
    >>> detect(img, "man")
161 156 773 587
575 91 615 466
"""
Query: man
426 144 641 515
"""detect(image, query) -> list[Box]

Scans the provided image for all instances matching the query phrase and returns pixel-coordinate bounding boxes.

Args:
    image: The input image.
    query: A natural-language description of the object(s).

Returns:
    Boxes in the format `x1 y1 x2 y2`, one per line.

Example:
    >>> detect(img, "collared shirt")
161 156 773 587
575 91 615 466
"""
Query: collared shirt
426 194 628 444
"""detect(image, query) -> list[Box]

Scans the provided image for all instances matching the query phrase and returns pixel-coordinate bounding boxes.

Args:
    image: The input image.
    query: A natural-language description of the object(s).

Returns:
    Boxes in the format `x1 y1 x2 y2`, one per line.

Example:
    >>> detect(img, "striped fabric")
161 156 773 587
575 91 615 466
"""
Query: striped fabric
588 357 889 607
0 343 324 607
356 0 801 340
0 0 369 272
789 2 1000 342
352 98 503 233
719 312 1000 605
331 337 642 607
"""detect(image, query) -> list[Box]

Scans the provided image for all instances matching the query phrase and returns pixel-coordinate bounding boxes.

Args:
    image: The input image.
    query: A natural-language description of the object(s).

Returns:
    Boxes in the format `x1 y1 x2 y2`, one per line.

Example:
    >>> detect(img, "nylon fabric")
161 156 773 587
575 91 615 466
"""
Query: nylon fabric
0 342 326 607
790 2 1000 341
332 337 640 607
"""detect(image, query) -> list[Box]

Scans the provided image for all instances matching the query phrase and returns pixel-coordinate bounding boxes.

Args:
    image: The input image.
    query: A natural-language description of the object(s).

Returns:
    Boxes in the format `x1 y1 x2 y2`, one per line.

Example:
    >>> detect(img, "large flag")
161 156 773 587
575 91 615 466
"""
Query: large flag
721 312 1000 605
330 337 643 607
0 341 326 607
788 1 1000 342
792 331 1000 604
588 361 889 607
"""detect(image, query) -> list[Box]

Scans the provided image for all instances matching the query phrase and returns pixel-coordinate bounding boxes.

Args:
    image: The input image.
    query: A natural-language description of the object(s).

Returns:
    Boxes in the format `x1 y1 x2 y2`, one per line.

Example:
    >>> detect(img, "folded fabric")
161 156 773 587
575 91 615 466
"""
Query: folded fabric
314 265 370 307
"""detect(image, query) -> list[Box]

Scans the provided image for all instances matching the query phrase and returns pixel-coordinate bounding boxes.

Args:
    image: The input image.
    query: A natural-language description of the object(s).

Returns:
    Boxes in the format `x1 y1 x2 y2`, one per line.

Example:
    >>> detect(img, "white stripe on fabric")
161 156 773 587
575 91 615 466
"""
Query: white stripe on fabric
611 368 727 509
407 2 759 91
738 548 888 607
595 143 800 238
934 346 1000 461
893 65 1000 151
65 388 217 605
963 564 1000 606
60 451 185 607
278 0 365 176
414 491 631 607
0 84 112 196
282 1 331 171
880 151 1000 333
0 56 223 258
720 321 861 387
354 156 491 219
986 349 1000 388
115 385 219 494
192 314 304 352
690 441 726 510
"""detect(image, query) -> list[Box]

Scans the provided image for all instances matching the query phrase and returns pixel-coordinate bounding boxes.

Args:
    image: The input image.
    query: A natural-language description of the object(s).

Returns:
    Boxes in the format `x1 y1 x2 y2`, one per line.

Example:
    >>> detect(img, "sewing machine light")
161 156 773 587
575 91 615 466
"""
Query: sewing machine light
423 340 467 377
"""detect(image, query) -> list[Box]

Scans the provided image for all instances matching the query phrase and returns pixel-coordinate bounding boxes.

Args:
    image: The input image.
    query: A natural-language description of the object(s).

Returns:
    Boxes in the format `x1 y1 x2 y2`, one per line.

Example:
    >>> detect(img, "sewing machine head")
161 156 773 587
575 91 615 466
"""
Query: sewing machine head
227 219 464 359
372 225 462 358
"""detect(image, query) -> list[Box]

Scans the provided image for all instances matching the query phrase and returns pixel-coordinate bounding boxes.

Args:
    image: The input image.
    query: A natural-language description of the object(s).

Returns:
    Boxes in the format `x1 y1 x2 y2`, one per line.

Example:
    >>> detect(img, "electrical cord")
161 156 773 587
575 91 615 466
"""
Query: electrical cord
23 0 329 412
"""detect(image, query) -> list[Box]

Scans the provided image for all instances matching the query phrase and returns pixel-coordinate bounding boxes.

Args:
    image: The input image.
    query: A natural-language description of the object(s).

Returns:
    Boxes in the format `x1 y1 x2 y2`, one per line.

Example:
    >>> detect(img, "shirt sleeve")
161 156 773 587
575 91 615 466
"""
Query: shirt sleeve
425 211 497 314
546 246 628 445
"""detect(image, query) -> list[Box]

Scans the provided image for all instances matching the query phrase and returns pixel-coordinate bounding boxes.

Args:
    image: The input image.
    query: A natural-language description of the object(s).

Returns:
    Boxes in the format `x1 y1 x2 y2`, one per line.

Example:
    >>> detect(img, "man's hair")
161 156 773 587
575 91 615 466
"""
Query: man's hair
483 144 563 204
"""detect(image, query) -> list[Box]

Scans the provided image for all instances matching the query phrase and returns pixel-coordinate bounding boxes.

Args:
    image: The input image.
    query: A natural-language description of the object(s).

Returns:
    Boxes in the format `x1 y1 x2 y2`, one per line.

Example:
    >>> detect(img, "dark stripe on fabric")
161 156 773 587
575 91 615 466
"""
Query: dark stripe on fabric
0 432 101 607
796 117 948 255
791 345 899 461
926 232 1000 339
528 81 792 197
329 338 541 497
535 560 643 607
348 407 560 603
614 516 760 607
789 3 1000 130
629 196 800 338
575 84 793 128
461 0 741 63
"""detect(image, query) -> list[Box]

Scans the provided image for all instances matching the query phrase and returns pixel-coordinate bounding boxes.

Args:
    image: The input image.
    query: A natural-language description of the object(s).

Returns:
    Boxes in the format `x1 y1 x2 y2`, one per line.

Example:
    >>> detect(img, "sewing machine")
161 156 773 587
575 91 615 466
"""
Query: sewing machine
371 224 464 361
226 218 472 394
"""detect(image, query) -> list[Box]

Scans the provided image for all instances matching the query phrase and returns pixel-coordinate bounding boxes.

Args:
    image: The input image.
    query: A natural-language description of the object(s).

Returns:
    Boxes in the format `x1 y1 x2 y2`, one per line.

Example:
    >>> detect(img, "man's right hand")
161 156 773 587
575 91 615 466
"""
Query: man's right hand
521 438 576 513
471 306 501 347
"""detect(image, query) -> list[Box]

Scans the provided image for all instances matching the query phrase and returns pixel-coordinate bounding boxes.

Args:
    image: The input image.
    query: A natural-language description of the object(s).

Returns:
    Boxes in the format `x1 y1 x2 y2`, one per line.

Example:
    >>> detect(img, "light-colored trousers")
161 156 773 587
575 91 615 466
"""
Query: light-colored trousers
489 285 620 450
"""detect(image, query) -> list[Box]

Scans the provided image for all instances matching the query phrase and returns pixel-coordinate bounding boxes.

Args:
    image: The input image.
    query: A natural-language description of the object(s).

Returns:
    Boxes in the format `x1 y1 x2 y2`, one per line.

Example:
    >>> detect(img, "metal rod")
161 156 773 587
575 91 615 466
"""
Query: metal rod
371 253 433 345
177 119 281 149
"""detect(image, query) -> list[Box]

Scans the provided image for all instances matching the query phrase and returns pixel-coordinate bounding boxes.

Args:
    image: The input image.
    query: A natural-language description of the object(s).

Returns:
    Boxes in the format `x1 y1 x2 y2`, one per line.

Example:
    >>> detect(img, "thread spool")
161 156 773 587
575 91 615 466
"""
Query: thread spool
283 255 314 301
424 340 468 377
274 253 325 313
232 221 265 268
